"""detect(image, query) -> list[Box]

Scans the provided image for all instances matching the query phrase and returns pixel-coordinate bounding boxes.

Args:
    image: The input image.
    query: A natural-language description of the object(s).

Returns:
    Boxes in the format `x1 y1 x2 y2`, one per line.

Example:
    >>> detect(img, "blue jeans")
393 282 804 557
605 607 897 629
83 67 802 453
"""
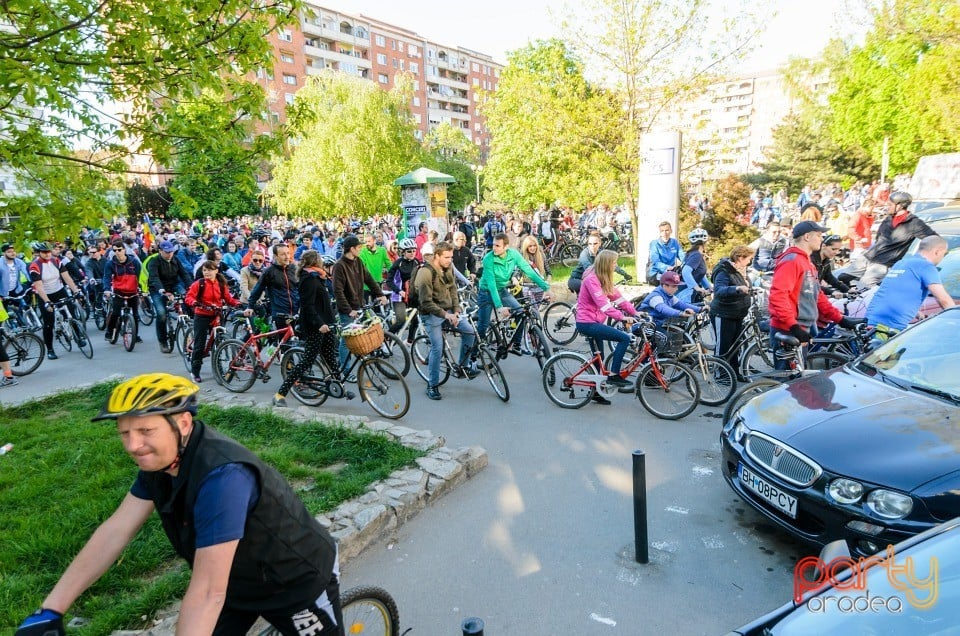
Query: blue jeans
338 312 355 369
422 313 476 387
476 288 522 341
150 286 185 344
576 321 631 374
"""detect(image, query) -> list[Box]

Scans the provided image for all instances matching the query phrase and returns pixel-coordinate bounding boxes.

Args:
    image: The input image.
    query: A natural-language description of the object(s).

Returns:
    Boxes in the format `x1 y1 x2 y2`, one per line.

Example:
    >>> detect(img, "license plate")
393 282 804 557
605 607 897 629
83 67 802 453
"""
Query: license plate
739 464 798 518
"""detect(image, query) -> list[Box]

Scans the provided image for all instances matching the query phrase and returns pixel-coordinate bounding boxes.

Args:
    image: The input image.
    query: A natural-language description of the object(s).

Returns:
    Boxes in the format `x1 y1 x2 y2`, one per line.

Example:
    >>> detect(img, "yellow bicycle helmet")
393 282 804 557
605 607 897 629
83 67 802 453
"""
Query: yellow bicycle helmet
92 373 199 421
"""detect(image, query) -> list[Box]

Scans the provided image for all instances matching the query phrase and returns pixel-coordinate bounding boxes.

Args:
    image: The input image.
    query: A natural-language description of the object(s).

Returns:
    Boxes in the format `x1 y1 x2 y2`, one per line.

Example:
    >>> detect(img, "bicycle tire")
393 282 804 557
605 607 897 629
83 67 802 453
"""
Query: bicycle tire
542 301 578 345
560 243 581 268
635 360 700 420
175 322 191 356
121 314 137 352
5 331 45 376
687 354 736 406
159 315 177 354
212 339 259 393
56 323 73 351
139 297 155 325
281 347 330 407
94 308 107 331
358 359 410 419
477 344 509 402
181 331 195 374
370 331 410 379
722 379 781 425
527 324 552 370
410 334 451 386
68 318 93 359
805 351 848 372
739 341 775 382
541 351 593 409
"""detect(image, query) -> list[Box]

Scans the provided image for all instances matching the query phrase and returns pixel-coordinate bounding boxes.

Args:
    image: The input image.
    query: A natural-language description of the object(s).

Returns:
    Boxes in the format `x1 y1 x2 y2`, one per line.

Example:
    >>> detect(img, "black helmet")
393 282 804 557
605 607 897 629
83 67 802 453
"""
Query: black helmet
889 191 912 209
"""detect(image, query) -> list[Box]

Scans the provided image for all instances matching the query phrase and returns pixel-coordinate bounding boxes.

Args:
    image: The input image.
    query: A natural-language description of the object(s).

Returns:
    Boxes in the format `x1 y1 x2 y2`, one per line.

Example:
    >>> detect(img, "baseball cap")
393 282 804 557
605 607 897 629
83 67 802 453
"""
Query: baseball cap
660 271 681 285
1 243 13 252
792 220 828 238
158 240 176 252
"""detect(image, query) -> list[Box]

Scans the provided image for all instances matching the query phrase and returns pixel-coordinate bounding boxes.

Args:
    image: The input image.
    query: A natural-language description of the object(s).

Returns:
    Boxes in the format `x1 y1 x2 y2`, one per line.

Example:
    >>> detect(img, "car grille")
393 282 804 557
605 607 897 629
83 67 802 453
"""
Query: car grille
745 432 822 487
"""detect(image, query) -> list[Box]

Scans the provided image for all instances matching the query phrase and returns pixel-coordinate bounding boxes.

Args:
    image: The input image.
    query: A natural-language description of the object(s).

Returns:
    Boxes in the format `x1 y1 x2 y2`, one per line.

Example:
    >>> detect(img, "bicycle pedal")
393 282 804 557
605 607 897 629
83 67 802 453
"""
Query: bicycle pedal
260 373 271 382
344 390 356 400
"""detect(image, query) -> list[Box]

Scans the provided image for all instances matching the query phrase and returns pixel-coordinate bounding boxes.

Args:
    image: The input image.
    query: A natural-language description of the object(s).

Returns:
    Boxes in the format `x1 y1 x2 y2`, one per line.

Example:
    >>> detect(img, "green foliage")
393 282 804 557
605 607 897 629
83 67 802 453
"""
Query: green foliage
826 0 960 173
701 175 758 260
126 184 172 222
0 0 298 228
267 72 426 219
0 384 421 635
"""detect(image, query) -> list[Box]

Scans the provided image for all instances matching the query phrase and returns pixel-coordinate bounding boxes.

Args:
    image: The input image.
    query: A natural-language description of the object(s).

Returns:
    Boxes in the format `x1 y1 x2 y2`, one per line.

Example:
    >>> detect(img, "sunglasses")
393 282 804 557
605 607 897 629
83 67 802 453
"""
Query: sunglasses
251 259 264 263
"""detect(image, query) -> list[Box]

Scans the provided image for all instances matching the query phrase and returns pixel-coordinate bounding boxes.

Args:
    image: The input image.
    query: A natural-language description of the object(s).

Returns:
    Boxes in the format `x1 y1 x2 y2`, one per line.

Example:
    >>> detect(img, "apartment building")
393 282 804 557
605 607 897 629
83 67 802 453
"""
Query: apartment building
257 4 503 156
652 67 831 182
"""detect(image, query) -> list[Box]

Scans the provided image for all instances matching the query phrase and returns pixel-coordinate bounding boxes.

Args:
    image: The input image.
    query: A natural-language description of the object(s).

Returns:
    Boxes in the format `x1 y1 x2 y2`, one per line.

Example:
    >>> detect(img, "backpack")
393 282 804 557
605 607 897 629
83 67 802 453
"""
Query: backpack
406 264 438 309
186 277 227 316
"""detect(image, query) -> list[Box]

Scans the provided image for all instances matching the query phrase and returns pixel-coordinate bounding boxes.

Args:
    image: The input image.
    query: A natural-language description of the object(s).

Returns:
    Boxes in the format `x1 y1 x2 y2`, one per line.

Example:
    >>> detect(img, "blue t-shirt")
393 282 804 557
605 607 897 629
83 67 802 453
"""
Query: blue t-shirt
866 255 941 331
131 462 259 548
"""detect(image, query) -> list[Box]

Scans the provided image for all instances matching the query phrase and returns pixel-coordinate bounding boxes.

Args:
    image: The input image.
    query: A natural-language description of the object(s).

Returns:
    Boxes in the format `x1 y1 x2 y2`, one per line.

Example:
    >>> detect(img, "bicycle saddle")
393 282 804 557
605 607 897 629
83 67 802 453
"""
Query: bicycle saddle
774 332 800 347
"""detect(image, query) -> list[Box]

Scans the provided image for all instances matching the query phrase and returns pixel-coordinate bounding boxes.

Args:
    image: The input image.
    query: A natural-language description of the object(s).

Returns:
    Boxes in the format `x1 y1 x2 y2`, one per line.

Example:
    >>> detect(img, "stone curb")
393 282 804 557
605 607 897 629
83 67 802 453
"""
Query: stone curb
31 377 487 635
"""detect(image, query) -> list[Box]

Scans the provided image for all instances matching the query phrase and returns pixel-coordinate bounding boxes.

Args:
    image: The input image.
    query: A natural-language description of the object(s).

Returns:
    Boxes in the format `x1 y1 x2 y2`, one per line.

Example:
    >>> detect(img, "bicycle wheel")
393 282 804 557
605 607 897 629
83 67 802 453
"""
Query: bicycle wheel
175 322 191 356
5 332 45 376
281 347 330 407
635 360 700 420
542 301 578 345
687 354 736 406
560 243 581 268
805 351 848 372
212 339 259 392
410 334 451 386
370 331 410 379
740 341 775 382
159 315 177 354
541 351 593 409
181 331 195 374
477 344 509 402
527 324 552 370
139 297 155 325
120 314 137 352
340 585 401 636
71 319 93 358
358 359 410 419
723 379 781 425
56 323 73 351
94 308 106 331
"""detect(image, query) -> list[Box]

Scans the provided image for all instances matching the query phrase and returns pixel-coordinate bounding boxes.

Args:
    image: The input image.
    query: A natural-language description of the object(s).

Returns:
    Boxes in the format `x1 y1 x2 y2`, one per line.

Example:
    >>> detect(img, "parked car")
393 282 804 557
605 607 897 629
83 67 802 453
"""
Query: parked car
914 203 960 223
721 308 960 558
725 517 960 635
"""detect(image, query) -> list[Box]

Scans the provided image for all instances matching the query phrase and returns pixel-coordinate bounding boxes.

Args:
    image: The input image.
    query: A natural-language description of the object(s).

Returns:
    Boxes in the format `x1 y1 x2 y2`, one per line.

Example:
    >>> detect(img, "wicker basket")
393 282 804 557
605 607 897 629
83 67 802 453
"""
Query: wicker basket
343 320 385 356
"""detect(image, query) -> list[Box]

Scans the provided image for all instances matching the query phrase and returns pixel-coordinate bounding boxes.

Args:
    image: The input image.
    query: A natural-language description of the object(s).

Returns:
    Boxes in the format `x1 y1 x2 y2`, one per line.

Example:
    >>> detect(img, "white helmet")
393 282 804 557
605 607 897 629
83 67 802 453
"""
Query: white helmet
688 228 709 244
399 238 416 251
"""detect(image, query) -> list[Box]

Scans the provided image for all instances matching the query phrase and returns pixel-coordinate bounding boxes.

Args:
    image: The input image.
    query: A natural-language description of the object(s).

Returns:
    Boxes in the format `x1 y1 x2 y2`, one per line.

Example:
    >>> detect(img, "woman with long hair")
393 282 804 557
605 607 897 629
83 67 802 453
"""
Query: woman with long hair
575 249 640 403
273 250 340 407
519 235 551 303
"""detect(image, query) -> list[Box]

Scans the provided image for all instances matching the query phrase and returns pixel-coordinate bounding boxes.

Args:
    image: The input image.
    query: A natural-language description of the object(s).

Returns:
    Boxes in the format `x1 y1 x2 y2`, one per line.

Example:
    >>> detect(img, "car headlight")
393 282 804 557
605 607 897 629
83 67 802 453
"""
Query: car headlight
867 489 913 519
827 478 863 504
732 419 750 444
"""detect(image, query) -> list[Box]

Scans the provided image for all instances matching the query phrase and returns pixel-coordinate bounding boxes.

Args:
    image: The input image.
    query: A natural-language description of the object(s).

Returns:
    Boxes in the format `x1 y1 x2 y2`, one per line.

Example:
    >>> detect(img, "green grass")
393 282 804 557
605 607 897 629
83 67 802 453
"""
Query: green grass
0 383 423 635
550 257 636 283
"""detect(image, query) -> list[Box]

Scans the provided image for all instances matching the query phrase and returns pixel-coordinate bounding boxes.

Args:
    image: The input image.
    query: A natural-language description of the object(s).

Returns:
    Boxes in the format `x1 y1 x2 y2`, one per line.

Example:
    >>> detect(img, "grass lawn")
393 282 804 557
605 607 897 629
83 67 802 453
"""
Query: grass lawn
550 257 636 283
0 382 423 635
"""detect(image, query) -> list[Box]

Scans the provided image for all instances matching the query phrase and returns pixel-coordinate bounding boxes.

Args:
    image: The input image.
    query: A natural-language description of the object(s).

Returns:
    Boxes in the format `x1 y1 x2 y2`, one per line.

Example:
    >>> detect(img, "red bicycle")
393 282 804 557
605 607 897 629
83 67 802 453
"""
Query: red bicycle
212 314 299 392
181 305 233 378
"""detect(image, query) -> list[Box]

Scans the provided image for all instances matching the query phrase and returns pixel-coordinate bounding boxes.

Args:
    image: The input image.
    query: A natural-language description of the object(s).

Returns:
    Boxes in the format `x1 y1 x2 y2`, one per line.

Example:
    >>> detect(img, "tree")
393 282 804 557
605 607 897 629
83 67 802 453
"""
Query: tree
423 122 479 213
126 183 172 221
0 0 297 223
700 174 758 261
826 0 960 173
267 71 425 219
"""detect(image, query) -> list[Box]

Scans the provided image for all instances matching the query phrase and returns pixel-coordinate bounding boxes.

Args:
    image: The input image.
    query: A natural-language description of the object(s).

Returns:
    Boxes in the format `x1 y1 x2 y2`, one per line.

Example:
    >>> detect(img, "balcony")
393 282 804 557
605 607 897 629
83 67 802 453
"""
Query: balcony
432 74 468 91
427 88 468 106
428 106 470 122
301 20 368 47
305 45 371 69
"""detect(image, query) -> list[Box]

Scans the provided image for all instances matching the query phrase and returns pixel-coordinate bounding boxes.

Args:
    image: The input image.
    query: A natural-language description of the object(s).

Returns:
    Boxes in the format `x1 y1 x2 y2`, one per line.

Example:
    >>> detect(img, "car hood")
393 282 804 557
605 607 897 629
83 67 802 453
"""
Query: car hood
740 367 960 491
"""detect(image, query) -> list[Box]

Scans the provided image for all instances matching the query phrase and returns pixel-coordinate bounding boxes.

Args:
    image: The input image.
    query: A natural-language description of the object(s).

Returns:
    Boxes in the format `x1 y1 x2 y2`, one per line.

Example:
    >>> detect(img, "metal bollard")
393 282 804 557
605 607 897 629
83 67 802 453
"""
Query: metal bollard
633 450 649 564
462 616 485 635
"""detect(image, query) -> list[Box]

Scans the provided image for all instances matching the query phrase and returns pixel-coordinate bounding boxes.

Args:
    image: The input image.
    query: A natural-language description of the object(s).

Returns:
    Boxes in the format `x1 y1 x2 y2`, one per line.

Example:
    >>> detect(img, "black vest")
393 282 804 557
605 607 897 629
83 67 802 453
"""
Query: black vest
139 421 336 611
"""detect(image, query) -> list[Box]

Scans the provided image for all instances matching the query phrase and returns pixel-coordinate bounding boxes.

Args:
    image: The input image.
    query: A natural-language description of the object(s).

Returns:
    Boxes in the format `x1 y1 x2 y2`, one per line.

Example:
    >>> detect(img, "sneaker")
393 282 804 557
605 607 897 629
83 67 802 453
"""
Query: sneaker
344 373 357 384
272 395 288 408
0 376 19 388
462 363 480 380
591 394 612 406
47 351 58 360
606 374 631 388
426 385 442 401
135 336 143 344
104 332 113 342
192 375 202 383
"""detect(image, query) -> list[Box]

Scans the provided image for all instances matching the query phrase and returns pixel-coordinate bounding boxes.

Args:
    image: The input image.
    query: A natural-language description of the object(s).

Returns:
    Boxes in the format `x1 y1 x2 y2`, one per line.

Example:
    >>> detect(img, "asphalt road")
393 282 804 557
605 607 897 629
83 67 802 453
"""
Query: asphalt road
3 317 814 635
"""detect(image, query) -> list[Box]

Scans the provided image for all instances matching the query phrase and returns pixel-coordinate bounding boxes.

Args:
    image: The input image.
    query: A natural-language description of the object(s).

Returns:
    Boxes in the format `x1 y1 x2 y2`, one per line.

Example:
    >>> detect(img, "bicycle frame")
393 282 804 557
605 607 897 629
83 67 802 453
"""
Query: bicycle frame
236 315 298 372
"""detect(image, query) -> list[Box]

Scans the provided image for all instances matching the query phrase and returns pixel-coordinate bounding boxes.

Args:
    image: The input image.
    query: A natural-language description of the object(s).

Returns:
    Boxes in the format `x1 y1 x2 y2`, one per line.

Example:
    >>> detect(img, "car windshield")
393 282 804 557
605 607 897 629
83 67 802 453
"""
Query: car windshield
938 251 960 298
857 310 960 400
770 526 960 634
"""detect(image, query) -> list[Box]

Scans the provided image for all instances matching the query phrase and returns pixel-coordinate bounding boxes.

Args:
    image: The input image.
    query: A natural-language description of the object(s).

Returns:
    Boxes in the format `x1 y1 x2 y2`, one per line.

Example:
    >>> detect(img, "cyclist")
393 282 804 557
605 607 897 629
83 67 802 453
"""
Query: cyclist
248 243 300 330
646 221 684 285
476 233 550 342
859 191 936 288
811 234 850 297
575 249 641 399
768 221 857 369
358 232 392 305
417 240 479 401
185 261 248 383
451 231 476 280
15 373 343 636
82 244 106 307
146 240 193 350
639 271 701 327
103 245 143 343
332 235 388 369
1 242 31 313
273 251 341 408
519 235 551 303
679 228 713 303
568 233 630 294
383 238 422 343
28 242 85 360
865 235 954 341
482 211 506 250
710 245 755 378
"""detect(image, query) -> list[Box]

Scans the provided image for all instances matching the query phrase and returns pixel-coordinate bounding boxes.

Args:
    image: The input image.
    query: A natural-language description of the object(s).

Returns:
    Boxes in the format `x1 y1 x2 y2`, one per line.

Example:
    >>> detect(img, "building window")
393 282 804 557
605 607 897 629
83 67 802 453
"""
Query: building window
414 113 422 124
270 111 280 123
375 34 385 46
409 45 419 57
412 96 420 106
398 42 404 52
408 62 417 74
399 60 404 70
392 58 398 68
391 39 397 50
472 62 479 72
378 73 389 84
281 53 294 63
266 69 274 80
354 26 368 39
282 74 296 85
279 29 292 42
284 93 295 105
427 48 435 58
427 65 437 76
377 53 387 64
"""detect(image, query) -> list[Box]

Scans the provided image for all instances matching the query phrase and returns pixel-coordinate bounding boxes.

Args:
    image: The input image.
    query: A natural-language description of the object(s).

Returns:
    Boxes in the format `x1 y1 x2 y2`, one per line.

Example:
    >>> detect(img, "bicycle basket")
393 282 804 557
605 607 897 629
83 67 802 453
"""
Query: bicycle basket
343 318 385 356
657 318 688 355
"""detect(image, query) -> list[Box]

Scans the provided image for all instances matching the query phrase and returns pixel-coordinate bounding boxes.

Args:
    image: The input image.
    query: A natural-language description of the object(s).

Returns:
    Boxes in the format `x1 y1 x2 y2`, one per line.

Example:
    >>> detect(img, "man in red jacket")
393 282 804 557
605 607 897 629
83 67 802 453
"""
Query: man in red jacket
768 221 858 369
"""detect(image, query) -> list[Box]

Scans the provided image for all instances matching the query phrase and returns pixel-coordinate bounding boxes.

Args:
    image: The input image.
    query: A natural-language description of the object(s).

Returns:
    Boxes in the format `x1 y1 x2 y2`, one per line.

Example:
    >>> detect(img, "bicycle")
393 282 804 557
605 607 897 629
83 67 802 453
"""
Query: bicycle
85 280 107 331
484 295 552 370
410 309 509 402
180 304 232 377
541 274 633 347
50 298 93 359
158 294 188 354
740 329 850 383
105 293 139 352
1 320 45 376
138 290 155 325
256 584 399 636
541 319 701 419
4 290 43 333
279 312 411 419
212 313 299 393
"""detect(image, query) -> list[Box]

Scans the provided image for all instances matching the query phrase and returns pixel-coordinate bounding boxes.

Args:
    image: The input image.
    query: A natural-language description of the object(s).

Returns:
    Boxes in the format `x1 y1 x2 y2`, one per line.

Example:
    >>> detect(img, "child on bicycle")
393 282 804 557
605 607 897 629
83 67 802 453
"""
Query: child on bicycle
185 260 248 382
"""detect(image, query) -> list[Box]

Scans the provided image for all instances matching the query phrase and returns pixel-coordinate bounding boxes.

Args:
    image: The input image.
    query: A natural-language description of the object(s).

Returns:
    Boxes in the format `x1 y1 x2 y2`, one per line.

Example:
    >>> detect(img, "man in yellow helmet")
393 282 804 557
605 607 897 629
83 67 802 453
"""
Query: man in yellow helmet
16 373 343 636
